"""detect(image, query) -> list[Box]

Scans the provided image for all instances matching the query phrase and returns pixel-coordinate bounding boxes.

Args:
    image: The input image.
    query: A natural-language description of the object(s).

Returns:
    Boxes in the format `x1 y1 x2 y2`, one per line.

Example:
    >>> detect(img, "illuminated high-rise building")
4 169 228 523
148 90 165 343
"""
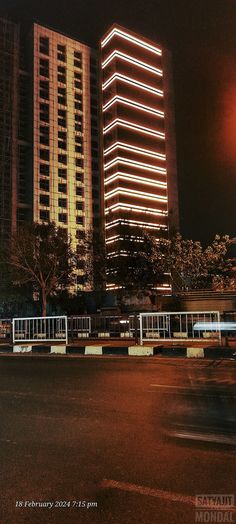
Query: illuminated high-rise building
100 25 179 290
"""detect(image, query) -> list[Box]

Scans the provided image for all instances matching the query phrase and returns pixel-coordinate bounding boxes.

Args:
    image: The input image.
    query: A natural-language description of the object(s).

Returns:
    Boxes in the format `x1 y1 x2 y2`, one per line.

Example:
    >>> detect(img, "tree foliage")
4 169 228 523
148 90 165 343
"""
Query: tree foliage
2 222 79 316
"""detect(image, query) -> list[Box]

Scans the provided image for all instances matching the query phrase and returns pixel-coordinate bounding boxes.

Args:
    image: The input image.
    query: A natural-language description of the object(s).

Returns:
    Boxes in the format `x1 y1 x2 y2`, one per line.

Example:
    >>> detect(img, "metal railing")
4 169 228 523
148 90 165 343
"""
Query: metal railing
139 311 221 345
12 316 68 344
68 315 137 340
68 316 91 339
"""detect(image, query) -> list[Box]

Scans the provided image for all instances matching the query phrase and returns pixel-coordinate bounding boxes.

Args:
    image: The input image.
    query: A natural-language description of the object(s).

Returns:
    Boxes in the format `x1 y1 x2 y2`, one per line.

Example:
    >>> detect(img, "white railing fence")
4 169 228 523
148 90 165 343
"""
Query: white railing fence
12 316 68 344
139 311 221 345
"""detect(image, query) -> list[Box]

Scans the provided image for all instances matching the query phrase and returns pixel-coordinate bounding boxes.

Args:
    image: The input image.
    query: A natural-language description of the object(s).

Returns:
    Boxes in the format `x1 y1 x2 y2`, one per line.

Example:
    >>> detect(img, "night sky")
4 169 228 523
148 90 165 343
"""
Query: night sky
1 0 236 244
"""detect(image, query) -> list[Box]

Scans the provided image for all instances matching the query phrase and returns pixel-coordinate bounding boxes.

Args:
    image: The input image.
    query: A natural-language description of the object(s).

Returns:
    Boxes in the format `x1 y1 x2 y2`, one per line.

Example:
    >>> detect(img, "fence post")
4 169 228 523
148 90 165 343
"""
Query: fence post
140 314 143 346
134 313 138 345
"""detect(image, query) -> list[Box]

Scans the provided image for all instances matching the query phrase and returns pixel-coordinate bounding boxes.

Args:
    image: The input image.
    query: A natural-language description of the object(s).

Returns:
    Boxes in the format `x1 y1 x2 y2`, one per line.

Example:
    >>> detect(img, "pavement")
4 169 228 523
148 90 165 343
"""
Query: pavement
0 357 236 524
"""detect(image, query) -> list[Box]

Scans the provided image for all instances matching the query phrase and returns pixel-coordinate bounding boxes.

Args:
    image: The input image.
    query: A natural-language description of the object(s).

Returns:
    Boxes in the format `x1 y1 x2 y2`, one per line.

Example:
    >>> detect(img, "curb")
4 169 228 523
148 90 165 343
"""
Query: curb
1 344 233 358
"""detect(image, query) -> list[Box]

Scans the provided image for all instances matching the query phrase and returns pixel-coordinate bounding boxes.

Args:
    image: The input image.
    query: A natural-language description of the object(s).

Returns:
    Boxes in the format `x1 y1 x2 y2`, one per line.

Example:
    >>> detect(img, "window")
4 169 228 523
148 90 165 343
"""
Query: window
75 101 82 111
75 124 83 132
76 201 84 210
58 74 66 84
76 216 84 225
76 187 84 197
58 154 67 165
40 194 49 206
74 51 82 60
40 179 49 191
57 52 66 62
40 103 49 123
75 93 82 102
58 109 66 118
75 113 82 123
75 145 83 153
74 80 82 89
58 140 67 150
74 71 82 80
40 149 49 161
58 213 67 224
76 173 83 182
40 126 49 146
58 183 67 193
39 80 49 100
75 158 83 168
40 210 50 221
58 198 67 208
58 118 66 128
58 96 66 106
75 135 82 144
58 131 66 140
58 65 66 75
58 44 66 53
76 230 85 239
58 87 66 96
39 58 49 78
40 163 49 176
39 36 49 55
58 168 67 179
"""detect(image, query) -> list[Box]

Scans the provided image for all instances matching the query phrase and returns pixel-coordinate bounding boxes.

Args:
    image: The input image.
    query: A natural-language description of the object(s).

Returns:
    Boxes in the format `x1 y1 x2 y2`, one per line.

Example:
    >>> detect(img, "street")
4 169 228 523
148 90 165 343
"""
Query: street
0 356 236 524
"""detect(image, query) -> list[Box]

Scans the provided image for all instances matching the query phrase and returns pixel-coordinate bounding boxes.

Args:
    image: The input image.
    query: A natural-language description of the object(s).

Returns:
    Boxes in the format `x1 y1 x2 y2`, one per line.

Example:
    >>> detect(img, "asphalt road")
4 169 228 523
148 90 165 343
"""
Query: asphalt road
0 356 236 524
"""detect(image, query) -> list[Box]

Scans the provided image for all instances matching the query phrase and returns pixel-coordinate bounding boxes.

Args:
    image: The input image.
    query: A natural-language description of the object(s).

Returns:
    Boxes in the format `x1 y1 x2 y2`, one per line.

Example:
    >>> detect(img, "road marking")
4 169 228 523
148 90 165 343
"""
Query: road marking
101 479 236 511
101 479 195 507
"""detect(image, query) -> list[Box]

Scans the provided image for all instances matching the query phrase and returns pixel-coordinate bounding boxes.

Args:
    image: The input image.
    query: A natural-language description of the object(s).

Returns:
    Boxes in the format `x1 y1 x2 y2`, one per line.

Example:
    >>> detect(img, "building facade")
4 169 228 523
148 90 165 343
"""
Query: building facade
100 25 179 291
0 19 178 293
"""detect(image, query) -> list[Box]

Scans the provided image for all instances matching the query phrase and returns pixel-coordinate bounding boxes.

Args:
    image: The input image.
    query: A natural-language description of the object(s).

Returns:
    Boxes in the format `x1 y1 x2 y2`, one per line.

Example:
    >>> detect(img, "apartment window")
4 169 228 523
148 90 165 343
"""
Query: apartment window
58 109 66 118
74 51 82 60
58 74 66 84
39 58 49 78
58 213 67 224
58 65 66 75
76 230 85 239
58 140 67 150
58 87 66 96
75 113 82 123
40 135 49 146
58 44 66 53
40 210 50 221
74 101 82 111
40 103 49 123
75 158 83 168
58 96 66 106
75 124 83 132
40 179 49 191
40 149 49 161
76 187 84 197
40 126 49 146
58 154 67 165
74 71 82 80
75 135 82 144
58 118 66 127
40 194 49 206
58 183 67 193
39 36 49 55
76 216 84 225
58 130 66 140
74 80 82 89
76 201 84 211
58 198 67 208
58 168 67 179
75 92 82 101
76 173 83 183
40 163 49 176
75 145 83 153
39 80 49 100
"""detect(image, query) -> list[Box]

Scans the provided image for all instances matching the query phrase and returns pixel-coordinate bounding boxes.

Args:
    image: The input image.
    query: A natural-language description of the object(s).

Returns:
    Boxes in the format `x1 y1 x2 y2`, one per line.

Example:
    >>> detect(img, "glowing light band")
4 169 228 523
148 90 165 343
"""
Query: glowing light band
103 118 165 139
103 95 164 118
101 27 162 56
104 157 166 174
104 172 167 188
104 141 166 161
105 218 167 230
102 50 163 76
105 202 167 216
105 187 167 203
102 73 163 96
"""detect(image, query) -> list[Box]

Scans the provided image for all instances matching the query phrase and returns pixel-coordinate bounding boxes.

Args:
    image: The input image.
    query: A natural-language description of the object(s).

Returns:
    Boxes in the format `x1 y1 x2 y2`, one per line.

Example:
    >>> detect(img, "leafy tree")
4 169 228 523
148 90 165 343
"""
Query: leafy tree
2 222 78 316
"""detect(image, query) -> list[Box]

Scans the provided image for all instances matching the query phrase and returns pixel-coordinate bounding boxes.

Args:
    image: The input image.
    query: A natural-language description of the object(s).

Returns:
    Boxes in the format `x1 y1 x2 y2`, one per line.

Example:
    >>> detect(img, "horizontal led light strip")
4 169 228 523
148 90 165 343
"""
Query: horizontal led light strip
102 73 163 97
104 172 167 188
104 141 166 161
105 203 167 217
106 218 167 230
103 118 165 139
105 187 167 202
103 95 164 118
102 50 163 76
101 27 162 56
104 157 166 174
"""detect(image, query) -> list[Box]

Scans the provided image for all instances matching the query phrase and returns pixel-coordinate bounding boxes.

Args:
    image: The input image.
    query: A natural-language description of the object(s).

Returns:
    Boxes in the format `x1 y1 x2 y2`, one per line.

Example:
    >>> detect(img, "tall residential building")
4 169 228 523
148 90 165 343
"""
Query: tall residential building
0 18 178 292
100 25 179 290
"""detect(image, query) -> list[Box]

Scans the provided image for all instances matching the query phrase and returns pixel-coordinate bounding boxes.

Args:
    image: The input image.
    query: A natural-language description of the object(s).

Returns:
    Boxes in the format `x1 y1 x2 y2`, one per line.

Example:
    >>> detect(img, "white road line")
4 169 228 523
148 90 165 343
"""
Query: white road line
101 479 236 511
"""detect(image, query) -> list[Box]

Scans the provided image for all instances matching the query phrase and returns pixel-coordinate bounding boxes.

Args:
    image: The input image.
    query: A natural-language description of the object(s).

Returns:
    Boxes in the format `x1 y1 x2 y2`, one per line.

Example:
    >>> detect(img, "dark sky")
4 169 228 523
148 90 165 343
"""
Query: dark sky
1 0 236 243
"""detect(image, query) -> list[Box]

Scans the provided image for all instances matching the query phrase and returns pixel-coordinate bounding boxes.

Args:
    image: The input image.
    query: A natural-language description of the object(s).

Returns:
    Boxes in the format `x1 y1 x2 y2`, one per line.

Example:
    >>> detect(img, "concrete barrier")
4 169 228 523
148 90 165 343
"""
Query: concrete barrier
85 346 103 355
128 346 154 356
13 345 32 353
50 345 66 354
187 347 204 358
